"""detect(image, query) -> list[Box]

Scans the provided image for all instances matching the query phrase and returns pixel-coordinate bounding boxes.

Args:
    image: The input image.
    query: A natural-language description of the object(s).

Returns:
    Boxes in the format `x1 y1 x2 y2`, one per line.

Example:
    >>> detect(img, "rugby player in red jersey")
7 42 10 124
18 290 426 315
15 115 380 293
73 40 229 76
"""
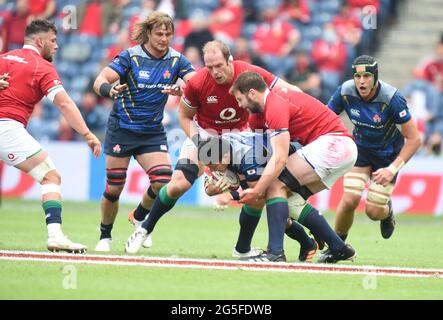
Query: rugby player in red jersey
0 20 101 253
125 40 301 254
230 71 357 263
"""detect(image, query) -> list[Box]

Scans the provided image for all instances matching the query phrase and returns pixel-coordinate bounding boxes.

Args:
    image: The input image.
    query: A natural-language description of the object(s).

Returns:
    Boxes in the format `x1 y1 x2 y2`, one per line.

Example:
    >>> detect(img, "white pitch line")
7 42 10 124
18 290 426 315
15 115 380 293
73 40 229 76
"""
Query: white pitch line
0 250 442 278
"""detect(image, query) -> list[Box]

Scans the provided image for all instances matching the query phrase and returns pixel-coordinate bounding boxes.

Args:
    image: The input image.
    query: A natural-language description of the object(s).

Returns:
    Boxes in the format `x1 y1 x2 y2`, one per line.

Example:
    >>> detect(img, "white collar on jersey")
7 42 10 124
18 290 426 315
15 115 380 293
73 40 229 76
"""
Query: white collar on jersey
23 45 41 55
263 88 270 107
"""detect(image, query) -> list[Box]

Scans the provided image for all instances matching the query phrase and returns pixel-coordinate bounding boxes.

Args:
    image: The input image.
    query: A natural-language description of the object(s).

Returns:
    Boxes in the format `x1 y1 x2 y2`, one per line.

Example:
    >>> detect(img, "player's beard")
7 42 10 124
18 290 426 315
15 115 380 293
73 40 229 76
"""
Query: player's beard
247 97 262 113
42 44 54 62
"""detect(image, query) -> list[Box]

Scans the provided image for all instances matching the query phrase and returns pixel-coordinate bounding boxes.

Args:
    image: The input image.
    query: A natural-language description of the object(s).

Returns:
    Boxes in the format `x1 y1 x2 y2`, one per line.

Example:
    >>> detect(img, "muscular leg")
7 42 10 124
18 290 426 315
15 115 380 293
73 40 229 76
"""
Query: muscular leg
133 152 172 221
16 150 62 225
100 155 130 239
334 166 371 240
16 150 86 252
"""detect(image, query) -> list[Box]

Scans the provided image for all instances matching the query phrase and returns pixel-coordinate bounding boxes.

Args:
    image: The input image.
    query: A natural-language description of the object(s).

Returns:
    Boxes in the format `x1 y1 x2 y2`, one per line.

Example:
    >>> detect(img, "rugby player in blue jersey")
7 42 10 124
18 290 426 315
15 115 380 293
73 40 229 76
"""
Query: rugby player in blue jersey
93 12 196 251
199 132 355 263
320 55 421 261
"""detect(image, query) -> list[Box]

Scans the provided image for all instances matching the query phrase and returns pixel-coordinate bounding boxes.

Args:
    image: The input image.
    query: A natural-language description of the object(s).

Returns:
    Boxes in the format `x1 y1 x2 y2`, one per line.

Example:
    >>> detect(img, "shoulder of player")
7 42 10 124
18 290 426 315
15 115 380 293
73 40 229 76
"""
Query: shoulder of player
187 67 211 86
372 80 400 105
233 60 264 75
340 79 357 97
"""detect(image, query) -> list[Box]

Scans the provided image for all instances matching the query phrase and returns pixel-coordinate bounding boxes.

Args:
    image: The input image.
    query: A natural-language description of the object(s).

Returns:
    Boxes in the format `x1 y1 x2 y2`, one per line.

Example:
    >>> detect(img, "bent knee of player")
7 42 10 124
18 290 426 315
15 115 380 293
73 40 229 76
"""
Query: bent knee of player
105 184 125 196
365 204 385 221
341 193 361 211
41 169 60 185
265 180 287 198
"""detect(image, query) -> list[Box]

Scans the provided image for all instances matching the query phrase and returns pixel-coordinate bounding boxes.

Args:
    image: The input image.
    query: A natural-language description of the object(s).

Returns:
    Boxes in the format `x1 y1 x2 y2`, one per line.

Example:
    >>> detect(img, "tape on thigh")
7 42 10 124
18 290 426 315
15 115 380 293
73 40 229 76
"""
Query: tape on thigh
27 157 56 183
367 181 394 208
343 172 369 196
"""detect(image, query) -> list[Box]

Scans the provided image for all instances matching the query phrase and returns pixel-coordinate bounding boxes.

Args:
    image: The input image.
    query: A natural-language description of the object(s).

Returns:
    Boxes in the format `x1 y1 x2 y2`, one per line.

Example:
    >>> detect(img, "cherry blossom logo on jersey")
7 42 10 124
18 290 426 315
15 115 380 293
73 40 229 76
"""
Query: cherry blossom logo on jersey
7 153 15 160
372 114 381 123
220 108 236 120
163 69 171 79
113 144 121 154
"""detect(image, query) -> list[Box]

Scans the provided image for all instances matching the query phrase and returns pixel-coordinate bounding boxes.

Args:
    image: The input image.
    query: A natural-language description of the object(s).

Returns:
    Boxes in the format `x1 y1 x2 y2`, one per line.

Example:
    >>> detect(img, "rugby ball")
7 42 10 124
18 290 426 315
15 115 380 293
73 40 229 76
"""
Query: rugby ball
206 168 240 191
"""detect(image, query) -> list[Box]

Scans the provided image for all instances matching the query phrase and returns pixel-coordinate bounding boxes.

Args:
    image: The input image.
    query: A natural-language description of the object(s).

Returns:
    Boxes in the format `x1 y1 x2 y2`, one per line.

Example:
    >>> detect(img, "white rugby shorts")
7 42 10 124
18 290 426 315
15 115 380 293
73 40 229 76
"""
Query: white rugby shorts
296 133 358 189
0 119 42 166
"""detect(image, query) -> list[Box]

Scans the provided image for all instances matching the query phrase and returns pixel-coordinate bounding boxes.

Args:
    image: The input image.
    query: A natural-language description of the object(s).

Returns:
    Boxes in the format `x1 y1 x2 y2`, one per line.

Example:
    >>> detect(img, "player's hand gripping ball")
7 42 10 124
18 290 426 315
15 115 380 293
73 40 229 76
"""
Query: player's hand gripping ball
204 168 240 192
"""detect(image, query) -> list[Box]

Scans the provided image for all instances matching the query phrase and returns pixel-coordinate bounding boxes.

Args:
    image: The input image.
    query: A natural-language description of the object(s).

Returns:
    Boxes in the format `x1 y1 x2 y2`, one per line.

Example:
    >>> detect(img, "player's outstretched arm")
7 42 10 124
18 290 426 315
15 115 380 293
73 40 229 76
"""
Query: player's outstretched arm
53 90 101 157
94 67 127 99
178 98 199 138
372 119 421 186
240 132 290 205
274 78 303 93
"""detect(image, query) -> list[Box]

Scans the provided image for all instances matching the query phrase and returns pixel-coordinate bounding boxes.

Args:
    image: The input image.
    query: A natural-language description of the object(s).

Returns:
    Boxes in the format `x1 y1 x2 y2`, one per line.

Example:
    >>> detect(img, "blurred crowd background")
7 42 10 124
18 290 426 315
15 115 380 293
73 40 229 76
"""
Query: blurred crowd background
1 0 442 157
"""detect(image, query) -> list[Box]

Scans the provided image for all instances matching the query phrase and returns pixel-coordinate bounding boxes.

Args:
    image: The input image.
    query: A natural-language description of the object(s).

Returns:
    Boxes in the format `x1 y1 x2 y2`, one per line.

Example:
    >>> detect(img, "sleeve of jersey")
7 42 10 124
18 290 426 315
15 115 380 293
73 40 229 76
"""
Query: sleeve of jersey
40 66 64 102
250 64 279 89
108 50 130 78
327 86 344 114
181 80 198 109
391 92 412 124
178 54 196 79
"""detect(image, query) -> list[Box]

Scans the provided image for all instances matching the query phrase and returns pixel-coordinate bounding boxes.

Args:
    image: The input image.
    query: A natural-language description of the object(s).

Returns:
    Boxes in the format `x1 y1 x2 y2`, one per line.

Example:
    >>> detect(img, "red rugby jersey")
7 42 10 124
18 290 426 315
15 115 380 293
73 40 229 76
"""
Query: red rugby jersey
0 45 63 126
249 88 352 145
181 60 278 134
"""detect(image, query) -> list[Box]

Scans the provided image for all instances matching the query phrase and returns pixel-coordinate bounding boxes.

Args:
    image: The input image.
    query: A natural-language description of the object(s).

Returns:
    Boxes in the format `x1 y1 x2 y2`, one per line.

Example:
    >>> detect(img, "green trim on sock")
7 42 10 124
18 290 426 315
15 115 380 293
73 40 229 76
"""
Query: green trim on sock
243 205 263 217
159 185 177 206
298 203 313 224
266 197 288 206
42 200 62 210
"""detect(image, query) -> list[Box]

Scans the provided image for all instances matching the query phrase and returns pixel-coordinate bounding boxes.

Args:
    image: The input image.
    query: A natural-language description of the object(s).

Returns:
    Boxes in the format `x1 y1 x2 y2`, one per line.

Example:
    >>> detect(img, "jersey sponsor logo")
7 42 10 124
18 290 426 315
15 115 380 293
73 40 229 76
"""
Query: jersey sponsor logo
112 57 120 64
399 110 407 118
219 108 236 120
160 145 167 151
207 96 218 104
372 114 381 123
246 169 256 175
137 83 168 89
2 55 28 64
139 70 151 79
350 109 360 117
53 79 62 86
7 153 15 160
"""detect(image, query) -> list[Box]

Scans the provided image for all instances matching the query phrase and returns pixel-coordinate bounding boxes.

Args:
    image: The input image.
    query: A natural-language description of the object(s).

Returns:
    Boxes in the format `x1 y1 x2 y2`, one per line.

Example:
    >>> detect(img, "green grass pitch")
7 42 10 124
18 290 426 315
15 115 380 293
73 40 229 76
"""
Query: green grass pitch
1 198 442 299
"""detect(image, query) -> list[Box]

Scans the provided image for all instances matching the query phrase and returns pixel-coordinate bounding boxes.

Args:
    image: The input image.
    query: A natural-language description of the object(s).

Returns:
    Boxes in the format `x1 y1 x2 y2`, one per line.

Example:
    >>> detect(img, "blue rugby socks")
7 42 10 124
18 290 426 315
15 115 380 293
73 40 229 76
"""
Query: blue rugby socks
43 200 62 225
235 205 262 253
299 204 344 252
142 185 178 234
285 219 315 250
266 198 289 255
134 204 150 222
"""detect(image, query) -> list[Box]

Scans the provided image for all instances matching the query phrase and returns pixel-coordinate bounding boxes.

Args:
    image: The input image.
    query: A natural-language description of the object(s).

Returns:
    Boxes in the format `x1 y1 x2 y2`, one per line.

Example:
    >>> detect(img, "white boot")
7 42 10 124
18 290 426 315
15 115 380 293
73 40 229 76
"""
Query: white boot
125 227 148 254
95 238 112 252
128 209 153 248
47 224 87 253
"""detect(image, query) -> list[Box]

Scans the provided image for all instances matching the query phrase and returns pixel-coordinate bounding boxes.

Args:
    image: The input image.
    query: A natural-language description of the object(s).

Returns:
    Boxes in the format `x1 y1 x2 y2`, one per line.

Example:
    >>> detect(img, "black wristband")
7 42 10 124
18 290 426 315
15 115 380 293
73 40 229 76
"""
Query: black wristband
230 191 240 201
99 83 113 98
